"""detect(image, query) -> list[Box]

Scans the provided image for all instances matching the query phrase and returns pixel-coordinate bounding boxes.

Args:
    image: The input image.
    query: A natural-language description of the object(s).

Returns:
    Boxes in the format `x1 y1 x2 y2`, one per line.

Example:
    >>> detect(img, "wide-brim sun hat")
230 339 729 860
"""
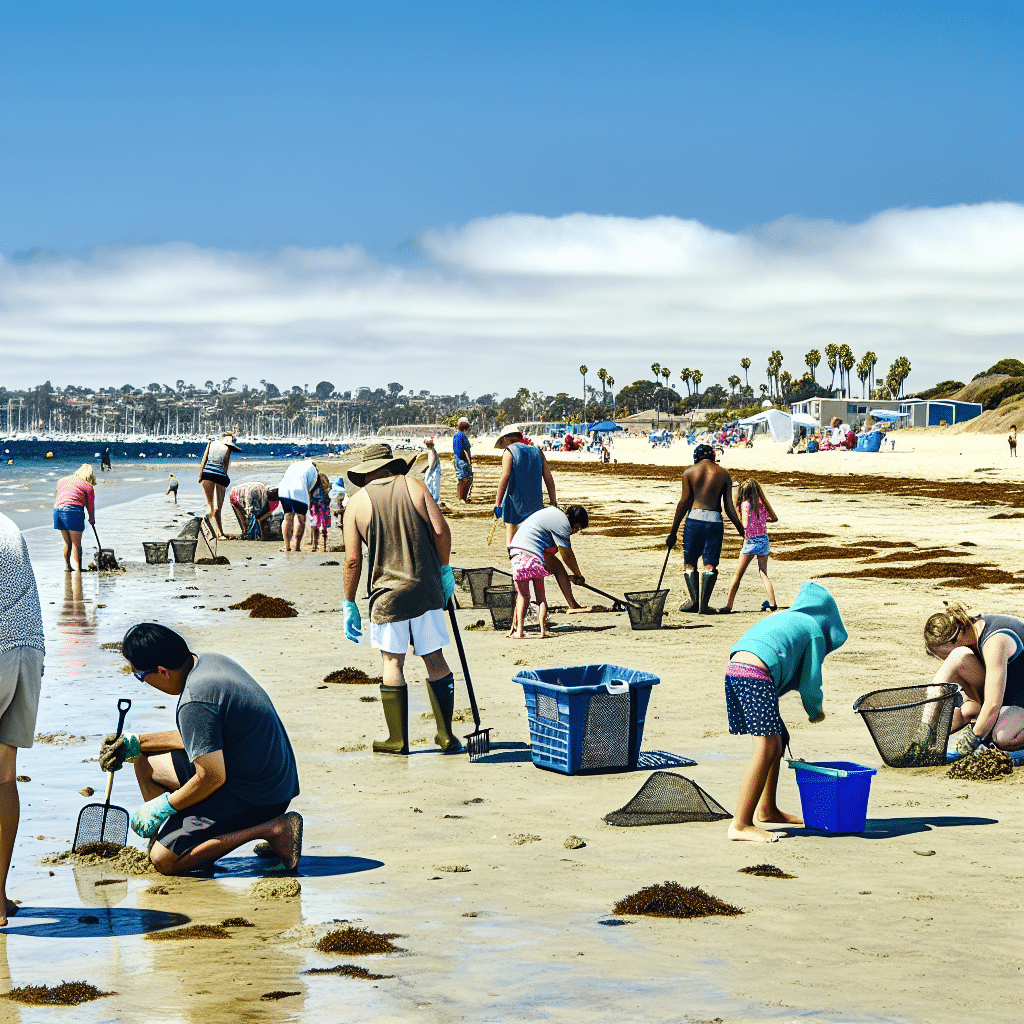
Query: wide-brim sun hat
222 432 242 451
494 424 524 448
347 443 415 487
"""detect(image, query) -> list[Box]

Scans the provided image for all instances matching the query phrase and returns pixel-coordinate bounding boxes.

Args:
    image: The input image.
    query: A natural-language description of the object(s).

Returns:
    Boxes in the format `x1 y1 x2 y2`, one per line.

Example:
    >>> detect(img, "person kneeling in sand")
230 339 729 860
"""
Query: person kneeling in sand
725 582 847 843
101 623 302 874
342 444 460 755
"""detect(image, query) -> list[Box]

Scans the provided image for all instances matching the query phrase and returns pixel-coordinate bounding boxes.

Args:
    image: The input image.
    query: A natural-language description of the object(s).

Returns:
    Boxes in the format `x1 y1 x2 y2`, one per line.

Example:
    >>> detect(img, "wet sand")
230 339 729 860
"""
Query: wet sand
2 438 1022 1024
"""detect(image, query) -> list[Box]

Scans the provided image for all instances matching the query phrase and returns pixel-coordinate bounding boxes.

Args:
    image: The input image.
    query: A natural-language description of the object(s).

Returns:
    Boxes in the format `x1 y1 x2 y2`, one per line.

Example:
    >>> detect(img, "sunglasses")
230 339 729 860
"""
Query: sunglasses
132 667 156 682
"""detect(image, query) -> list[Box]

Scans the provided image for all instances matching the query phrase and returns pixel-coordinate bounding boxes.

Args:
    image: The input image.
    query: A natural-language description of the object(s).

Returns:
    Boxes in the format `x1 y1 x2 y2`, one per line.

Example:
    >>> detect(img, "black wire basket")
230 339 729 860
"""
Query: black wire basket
853 683 958 767
623 589 669 630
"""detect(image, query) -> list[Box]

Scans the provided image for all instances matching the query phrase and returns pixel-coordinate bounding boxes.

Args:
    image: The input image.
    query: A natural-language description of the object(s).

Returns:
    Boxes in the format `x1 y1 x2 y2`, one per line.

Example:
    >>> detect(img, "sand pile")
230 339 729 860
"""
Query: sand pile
43 842 155 875
947 749 1014 780
250 877 301 899
613 882 743 919
0 982 114 1005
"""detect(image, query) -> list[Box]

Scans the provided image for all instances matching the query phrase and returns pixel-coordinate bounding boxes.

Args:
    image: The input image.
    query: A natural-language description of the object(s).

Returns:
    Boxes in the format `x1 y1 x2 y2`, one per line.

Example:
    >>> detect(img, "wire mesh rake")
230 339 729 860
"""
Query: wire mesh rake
73 699 132 851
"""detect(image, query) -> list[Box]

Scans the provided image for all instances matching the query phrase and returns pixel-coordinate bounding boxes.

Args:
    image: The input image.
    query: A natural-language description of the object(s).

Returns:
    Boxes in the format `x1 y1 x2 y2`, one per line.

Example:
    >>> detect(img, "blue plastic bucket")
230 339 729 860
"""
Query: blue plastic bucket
787 760 877 833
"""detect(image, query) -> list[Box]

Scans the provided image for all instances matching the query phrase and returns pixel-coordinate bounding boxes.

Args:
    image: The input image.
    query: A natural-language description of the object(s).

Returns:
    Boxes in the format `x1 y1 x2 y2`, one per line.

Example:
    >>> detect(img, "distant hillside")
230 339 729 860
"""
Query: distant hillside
948 394 1024 434
951 375 1010 403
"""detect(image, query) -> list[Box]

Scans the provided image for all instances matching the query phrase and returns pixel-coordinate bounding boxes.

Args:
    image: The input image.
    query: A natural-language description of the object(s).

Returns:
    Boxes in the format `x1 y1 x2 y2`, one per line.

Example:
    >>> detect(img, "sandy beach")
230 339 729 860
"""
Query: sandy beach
3 430 1022 1024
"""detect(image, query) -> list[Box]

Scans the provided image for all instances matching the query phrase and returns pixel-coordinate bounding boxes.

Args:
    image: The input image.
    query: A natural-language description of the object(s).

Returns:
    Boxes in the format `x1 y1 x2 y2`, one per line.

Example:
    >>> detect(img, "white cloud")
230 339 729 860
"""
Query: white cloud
2 203 1022 395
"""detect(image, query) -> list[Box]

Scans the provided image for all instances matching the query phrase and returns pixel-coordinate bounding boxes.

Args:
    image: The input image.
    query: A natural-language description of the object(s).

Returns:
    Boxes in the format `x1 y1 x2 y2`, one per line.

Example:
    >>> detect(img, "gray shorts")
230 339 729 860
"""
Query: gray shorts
0 647 43 748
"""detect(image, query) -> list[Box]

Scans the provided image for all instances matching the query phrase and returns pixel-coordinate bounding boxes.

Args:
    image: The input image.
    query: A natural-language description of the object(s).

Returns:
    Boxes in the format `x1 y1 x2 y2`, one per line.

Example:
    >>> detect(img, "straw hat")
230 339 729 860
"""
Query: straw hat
347 443 414 487
222 432 242 451
494 424 524 448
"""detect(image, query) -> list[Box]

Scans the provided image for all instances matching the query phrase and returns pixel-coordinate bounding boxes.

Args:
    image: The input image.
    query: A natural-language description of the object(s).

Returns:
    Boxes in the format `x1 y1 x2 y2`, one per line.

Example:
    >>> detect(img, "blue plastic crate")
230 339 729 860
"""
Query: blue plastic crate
513 665 659 775
788 760 877 833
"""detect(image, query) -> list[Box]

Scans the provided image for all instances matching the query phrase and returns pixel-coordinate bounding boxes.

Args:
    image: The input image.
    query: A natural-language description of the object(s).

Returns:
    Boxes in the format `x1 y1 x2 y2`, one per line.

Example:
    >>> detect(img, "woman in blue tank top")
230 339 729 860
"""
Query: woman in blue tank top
493 426 557 547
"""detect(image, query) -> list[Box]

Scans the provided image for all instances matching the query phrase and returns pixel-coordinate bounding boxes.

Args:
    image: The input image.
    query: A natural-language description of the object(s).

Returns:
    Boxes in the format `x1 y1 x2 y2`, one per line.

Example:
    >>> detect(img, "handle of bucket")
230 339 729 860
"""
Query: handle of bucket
786 759 850 778
605 679 630 695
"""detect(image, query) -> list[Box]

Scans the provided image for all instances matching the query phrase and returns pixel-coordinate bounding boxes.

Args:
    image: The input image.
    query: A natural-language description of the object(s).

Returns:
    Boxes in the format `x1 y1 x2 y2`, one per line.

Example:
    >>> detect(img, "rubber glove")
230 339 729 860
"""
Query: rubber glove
343 599 362 643
955 724 984 757
440 565 455 605
99 733 141 772
494 505 502 519
665 532 677 549
130 792 174 838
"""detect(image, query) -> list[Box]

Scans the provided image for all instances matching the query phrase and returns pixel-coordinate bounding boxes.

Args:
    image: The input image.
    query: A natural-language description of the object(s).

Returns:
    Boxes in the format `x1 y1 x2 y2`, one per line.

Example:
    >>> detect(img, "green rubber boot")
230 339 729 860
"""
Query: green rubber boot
679 570 699 612
426 673 464 754
373 685 409 754
698 570 719 615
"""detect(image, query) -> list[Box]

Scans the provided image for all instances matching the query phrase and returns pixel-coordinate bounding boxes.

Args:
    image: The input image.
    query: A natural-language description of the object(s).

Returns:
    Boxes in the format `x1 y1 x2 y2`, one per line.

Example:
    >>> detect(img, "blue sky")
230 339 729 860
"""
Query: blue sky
1 1 1022 393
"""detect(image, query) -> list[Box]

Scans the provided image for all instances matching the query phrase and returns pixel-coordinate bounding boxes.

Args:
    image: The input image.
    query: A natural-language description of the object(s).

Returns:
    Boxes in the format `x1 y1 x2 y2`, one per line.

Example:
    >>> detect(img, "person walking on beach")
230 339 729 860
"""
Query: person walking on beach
453 418 473 502
665 444 744 615
53 463 96 572
102 623 303 874
100 445 112 472
275 459 328 553
720 478 778 614
493 425 557 547
506 504 590 638
197 432 240 540
1009 425 1017 458
922 603 1024 753
423 437 442 503
725 582 847 843
166 473 179 504
0 513 45 925
342 444 459 755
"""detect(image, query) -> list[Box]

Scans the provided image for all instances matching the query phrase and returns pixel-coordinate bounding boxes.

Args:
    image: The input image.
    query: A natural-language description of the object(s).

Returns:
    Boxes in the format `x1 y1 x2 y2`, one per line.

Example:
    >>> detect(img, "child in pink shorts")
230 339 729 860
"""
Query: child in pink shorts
307 492 331 551
508 549 551 639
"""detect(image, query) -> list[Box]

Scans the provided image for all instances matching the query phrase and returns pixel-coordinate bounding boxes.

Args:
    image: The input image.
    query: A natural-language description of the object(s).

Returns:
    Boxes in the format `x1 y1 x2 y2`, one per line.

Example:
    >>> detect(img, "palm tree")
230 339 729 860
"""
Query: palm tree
606 376 615 412
740 357 751 390
597 367 608 406
862 350 878 397
767 351 783 398
679 368 692 396
760 383 769 398
840 345 855 397
579 365 588 421
661 366 671 393
651 362 661 382
805 349 821 382
824 344 839 394
728 374 741 396
690 370 703 403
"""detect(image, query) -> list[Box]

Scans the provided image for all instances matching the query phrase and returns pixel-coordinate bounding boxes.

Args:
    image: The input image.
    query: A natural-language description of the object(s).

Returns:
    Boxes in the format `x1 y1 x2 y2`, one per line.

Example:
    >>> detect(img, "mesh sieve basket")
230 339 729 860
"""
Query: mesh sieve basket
177 518 202 539
143 541 169 564
170 538 198 563
853 683 958 767
604 771 731 826
464 568 495 608
484 584 516 630
624 589 669 630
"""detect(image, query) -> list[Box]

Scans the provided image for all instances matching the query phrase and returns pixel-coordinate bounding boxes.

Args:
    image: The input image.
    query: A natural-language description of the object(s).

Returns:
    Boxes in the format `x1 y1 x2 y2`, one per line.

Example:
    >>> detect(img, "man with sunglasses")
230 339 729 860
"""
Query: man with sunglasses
100 623 301 875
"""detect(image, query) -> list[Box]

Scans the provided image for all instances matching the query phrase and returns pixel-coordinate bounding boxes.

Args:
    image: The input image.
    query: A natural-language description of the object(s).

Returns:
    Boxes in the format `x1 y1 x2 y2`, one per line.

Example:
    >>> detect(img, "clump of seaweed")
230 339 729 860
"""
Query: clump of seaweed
435 864 470 872
359 695 378 702
229 593 271 609
564 836 586 850
510 833 540 845
0 982 115 1005
739 864 795 879
321 560 340 566
261 991 300 1000
774 545 869 561
948 748 1014 780
99 642 123 651
220 917 255 927
195 555 230 565
43 843 154 875
323 667 382 685
303 964 393 979
314 926 403 955
464 619 488 630
146 924 231 941
228 592 295 616
613 882 743 919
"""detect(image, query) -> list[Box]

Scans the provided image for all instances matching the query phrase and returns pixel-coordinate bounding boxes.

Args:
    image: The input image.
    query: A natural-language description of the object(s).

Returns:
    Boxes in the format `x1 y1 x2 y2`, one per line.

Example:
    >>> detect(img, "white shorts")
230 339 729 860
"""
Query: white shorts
370 609 450 656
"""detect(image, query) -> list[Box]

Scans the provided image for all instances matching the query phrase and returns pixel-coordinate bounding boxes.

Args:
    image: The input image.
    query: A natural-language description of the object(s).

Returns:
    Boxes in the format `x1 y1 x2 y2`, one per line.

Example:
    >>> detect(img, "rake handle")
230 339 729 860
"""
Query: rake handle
447 599 481 731
655 545 672 592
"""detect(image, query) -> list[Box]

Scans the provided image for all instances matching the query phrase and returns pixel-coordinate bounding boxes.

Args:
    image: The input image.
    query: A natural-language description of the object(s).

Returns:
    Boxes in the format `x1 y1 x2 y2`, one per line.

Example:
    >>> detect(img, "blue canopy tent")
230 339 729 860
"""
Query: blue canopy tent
588 420 623 433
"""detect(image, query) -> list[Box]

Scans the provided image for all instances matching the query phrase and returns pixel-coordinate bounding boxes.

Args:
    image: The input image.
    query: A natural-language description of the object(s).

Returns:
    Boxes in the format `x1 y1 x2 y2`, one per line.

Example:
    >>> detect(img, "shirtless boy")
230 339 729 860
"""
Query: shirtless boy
665 444 744 614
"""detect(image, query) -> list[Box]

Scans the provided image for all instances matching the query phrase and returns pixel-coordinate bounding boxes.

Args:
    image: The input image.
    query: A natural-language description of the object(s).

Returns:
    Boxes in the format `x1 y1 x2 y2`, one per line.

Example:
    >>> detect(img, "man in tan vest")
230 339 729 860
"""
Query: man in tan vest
342 444 459 754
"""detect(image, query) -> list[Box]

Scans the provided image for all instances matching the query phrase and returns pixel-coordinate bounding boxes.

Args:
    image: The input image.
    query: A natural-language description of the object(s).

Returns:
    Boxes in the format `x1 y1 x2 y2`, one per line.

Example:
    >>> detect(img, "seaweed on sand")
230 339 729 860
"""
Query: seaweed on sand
948 748 1013 780
314 927 403 955
323 667 382 685
739 864 795 878
0 982 115 1005
146 924 231 941
228 593 297 617
43 843 154 876
613 882 743 919
303 964 393 979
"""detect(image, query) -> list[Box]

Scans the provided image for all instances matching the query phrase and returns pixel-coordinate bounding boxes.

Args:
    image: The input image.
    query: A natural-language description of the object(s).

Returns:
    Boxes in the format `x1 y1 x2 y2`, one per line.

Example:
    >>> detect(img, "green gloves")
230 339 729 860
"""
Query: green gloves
440 565 455 604
100 733 141 772
130 792 174 838
955 725 985 757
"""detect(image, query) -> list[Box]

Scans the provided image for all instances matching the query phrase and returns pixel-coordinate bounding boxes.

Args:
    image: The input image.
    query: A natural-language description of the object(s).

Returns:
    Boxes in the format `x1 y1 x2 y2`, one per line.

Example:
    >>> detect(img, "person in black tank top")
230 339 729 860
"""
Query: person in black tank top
924 603 1024 753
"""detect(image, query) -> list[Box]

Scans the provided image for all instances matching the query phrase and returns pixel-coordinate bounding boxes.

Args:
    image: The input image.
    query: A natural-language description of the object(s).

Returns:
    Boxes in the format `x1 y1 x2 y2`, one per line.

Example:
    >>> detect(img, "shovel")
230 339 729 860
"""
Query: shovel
91 524 119 570
446 601 491 761
73 699 132 852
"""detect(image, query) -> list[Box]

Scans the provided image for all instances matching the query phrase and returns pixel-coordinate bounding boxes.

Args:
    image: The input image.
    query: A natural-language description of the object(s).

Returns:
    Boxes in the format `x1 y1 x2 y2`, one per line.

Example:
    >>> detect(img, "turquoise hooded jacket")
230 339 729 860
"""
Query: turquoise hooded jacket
729 581 848 721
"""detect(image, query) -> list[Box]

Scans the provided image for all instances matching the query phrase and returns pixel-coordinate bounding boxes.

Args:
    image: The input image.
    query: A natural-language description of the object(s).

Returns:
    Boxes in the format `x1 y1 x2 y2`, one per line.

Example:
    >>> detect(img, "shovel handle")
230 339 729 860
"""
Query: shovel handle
447 599 481 731
104 698 132 811
91 523 102 549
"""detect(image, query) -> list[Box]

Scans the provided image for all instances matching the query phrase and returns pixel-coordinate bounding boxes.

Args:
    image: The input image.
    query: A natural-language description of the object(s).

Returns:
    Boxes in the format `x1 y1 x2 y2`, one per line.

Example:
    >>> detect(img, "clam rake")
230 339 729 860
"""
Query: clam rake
73 699 132 851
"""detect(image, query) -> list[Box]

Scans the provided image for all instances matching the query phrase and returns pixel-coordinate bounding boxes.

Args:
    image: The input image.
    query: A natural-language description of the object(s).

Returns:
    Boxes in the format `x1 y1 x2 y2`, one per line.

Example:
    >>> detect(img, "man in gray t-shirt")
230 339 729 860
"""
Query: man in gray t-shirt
100 624 302 876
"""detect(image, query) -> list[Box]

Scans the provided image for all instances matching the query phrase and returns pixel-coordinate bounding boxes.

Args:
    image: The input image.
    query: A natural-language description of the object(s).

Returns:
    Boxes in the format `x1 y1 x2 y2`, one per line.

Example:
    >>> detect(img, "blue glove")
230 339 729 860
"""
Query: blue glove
494 505 502 519
440 565 455 605
130 792 174 838
343 599 362 643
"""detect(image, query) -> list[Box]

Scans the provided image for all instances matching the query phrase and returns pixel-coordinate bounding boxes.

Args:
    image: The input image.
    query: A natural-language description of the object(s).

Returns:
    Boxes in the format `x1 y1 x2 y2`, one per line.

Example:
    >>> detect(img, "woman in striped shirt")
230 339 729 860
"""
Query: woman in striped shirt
53 464 96 571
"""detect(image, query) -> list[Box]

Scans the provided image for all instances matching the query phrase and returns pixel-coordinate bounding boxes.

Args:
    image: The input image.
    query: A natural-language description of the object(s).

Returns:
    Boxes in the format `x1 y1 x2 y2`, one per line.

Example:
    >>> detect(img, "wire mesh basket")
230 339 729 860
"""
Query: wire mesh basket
624 589 669 630
604 771 731 826
484 584 516 631
853 683 958 767
170 538 198 563
143 541 169 564
464 568 495 608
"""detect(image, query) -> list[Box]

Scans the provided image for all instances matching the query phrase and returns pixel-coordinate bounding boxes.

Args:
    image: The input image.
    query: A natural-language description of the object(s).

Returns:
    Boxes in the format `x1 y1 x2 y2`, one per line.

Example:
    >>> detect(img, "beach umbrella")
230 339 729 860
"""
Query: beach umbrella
588 420 623 433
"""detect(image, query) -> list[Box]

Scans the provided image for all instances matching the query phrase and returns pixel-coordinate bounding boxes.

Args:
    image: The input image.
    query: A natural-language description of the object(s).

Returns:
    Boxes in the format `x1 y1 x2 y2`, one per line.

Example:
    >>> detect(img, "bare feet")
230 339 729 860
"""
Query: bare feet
728 822 780 843
565 605 592 615
756 808 803 826
264 812 303 871
253 841 276 858
505 629 524 639
1 897 20 926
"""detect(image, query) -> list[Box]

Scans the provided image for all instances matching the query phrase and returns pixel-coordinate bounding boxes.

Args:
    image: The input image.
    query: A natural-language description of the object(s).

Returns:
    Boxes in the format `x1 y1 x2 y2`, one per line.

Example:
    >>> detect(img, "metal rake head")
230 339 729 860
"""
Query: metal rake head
466 728 491 762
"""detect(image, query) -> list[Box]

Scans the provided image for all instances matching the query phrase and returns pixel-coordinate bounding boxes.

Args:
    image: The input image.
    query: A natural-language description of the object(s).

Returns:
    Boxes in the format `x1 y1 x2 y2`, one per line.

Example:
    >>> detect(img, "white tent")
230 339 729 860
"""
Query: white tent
737 408 794 443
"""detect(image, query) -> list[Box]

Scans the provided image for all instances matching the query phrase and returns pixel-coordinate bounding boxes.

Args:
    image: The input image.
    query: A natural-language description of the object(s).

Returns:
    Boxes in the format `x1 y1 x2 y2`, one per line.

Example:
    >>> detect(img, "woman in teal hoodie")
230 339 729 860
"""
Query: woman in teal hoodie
726 581 848 843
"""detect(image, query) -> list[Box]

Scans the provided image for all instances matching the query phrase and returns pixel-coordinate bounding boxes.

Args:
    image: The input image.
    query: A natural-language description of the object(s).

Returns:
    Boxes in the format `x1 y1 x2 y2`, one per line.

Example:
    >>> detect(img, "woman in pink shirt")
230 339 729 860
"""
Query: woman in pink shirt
720 478 778 614
53 464 96 571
